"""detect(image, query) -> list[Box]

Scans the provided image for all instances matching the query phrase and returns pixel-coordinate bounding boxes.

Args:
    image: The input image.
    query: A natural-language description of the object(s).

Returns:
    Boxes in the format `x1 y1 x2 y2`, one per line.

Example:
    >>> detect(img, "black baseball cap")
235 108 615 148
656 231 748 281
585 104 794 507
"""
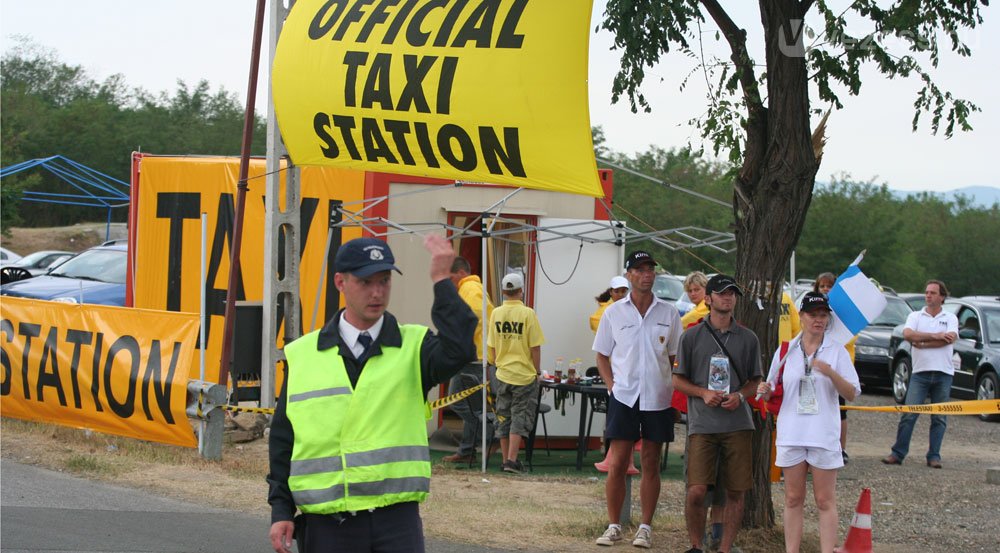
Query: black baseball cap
800 291 832 313
706 274 743 295
334 237 402 277
625 250 656 270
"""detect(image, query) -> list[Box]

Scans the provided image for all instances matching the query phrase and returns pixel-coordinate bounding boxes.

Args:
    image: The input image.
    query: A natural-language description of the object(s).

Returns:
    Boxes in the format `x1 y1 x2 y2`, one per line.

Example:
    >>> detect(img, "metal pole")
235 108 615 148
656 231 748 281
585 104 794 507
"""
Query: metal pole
792 251 797 297
199 213 207 454
480 216 489 473
219 0 267 389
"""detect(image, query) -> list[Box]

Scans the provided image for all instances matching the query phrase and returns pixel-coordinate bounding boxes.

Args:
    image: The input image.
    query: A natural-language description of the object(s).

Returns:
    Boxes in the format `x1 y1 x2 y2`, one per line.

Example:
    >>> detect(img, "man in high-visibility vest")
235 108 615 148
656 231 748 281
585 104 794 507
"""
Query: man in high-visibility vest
267 235 477 553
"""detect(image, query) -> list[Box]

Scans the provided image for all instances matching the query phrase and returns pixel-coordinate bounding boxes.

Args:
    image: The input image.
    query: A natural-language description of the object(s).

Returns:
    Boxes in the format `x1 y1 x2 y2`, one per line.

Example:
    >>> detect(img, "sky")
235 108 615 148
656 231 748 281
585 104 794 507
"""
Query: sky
1 1 997 192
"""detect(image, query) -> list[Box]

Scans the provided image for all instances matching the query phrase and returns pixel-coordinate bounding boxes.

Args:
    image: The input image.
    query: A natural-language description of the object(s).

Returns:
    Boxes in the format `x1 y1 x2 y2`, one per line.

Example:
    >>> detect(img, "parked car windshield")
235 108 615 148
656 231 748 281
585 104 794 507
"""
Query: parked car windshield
48 249 126 284
871 296 911 326
12 250 71 269
653 274 684 302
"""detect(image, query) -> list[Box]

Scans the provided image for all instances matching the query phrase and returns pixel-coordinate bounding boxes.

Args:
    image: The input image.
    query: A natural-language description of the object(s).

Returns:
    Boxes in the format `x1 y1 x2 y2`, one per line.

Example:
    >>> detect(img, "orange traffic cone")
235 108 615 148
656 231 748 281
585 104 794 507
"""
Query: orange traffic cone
594 445 640 475
837 488 873 553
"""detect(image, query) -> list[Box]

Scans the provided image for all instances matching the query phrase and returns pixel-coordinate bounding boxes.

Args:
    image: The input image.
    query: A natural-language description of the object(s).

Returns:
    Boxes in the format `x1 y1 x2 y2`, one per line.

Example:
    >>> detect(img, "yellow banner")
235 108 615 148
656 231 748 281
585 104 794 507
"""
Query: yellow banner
1 297 199 448
842 399 1000 416
132 156 364 383
271 0 601 197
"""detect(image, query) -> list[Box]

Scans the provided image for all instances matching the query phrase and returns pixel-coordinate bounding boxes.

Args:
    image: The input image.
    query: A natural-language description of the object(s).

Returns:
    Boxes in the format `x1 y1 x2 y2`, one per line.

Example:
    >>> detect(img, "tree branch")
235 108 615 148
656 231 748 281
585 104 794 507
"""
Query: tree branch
700 0 764 114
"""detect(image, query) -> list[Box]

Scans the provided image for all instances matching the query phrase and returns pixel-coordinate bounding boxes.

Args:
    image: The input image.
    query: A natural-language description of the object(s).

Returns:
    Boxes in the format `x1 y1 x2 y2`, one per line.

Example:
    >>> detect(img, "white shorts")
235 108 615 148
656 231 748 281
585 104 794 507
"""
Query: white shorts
775 445 843 470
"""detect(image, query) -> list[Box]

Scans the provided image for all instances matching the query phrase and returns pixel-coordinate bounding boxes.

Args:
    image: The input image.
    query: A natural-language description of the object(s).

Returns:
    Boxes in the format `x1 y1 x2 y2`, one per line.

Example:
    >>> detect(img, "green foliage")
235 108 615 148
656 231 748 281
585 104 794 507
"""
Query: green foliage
0 39 266 227
607 151 998 296
603 146 736 275
601 0 987 162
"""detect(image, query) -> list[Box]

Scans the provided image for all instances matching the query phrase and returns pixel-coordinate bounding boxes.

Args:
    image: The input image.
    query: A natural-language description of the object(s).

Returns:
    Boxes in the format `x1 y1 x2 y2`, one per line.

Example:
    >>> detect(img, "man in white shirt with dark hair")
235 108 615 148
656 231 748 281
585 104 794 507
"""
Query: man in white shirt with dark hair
883 279 959 469
592 250 681 549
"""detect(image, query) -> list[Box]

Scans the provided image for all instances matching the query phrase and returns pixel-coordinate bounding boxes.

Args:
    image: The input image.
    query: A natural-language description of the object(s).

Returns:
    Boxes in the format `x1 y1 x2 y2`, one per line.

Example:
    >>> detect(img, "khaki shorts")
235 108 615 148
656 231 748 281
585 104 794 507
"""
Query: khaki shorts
686 430 753 491
494 379 539 439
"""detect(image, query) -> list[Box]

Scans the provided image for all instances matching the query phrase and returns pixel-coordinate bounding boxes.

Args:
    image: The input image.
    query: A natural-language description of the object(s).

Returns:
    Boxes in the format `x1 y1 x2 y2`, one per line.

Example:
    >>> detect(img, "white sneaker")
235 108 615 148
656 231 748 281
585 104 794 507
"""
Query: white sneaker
632 527 652 548
596 525 623 546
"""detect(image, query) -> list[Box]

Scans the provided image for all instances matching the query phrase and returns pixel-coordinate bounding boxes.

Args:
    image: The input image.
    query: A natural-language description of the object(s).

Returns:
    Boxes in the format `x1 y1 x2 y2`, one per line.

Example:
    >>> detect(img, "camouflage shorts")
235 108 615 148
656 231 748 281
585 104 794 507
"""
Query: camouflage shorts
493 379 539 439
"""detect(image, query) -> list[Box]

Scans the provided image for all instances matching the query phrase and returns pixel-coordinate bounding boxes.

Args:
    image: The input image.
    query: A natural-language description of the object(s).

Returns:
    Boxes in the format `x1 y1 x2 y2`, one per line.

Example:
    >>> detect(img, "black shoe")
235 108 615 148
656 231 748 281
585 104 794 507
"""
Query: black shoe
684 548 704 553
501 459 523 474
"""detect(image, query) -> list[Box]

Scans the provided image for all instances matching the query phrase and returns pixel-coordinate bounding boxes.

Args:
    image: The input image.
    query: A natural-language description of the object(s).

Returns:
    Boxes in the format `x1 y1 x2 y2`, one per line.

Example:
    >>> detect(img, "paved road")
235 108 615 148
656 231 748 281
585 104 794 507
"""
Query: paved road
1 460 517 553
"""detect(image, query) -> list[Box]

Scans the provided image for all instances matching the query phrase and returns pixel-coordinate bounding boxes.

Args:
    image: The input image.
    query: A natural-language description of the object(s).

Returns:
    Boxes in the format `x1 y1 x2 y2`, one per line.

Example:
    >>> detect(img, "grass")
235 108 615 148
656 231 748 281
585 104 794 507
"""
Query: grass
430 446 685 479
65 453 114 475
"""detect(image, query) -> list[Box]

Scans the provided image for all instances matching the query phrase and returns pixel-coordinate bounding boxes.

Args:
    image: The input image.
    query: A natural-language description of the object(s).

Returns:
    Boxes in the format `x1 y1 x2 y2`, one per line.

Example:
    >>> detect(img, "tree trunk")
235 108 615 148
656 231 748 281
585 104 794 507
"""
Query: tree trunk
733 0 821 528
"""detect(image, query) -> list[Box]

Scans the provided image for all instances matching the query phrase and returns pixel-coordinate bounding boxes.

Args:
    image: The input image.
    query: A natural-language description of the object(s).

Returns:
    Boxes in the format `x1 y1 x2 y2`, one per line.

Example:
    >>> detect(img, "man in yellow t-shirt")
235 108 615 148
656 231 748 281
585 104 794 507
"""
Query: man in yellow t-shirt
488 273 545 474
442 256 496 464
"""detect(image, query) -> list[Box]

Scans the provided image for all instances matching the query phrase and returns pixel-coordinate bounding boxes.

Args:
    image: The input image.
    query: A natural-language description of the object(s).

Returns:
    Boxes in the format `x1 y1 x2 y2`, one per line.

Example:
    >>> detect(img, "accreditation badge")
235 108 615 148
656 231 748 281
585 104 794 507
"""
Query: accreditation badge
797 376 819 415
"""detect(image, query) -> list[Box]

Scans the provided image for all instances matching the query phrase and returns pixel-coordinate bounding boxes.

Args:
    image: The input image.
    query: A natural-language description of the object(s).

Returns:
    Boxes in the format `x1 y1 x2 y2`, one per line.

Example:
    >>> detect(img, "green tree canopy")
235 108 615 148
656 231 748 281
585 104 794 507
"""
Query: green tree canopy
1 39 265 230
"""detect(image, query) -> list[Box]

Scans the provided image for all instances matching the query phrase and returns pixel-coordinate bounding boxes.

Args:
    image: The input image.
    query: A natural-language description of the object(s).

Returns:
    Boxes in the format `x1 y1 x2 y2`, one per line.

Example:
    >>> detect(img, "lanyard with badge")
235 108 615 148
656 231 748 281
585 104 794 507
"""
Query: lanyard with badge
705 324 733 393
797 342 819 415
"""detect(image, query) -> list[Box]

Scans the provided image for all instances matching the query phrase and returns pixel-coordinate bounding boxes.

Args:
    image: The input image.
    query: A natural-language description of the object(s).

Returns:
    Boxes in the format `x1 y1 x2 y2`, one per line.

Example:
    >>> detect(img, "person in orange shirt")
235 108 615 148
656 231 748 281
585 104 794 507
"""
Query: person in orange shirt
680 272 709 328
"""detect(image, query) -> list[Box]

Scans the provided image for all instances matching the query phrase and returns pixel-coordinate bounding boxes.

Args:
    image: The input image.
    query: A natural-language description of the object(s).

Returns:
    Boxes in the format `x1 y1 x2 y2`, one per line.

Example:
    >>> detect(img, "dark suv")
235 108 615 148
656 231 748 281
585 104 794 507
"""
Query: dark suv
888 297 1000 421
853 294 913 389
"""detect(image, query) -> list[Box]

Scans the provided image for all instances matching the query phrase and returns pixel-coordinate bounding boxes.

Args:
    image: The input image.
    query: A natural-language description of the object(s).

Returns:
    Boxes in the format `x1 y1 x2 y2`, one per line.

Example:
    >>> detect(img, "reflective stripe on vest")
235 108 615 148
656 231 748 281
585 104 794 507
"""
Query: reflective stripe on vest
292 476 431 507
283 324 430 514
290 445 431 477
288 386 351 403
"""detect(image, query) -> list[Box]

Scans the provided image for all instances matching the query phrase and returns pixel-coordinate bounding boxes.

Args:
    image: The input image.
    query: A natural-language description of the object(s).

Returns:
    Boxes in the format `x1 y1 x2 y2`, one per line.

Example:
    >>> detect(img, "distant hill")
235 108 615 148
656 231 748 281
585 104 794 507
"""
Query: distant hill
899 185 1000 208
942 186 1000 208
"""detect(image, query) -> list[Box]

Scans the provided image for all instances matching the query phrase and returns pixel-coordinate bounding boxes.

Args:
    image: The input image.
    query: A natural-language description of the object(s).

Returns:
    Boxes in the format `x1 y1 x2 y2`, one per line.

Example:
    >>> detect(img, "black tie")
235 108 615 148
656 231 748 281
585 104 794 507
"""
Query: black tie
357 332 373 357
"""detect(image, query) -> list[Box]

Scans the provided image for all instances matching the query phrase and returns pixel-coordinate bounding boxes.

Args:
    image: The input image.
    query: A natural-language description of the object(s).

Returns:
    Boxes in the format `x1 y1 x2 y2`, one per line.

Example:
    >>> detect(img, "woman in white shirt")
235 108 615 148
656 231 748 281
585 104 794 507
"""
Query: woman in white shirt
757 292 861 553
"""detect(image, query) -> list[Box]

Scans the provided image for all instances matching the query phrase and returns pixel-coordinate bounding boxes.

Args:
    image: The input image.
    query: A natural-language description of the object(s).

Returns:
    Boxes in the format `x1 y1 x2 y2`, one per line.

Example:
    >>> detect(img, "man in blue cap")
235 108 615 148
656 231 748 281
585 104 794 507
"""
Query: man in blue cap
267 234 477 553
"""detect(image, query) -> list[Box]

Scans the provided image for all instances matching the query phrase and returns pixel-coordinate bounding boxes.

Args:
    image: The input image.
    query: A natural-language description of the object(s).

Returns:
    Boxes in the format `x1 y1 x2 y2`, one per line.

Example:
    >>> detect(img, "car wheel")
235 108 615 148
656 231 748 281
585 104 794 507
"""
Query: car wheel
892 357 911 404
976 370 999 422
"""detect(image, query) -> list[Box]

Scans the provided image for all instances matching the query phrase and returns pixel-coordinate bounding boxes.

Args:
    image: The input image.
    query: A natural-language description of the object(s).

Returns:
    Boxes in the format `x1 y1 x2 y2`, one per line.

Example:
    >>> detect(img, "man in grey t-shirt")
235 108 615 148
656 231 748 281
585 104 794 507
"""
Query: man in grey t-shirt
673 274 762 553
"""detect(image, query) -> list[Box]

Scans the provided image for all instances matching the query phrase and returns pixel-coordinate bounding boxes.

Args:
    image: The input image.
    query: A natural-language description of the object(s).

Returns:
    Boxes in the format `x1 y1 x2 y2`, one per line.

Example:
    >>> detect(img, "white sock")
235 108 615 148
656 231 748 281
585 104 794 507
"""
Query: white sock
608 523 621 531
639 523 652 532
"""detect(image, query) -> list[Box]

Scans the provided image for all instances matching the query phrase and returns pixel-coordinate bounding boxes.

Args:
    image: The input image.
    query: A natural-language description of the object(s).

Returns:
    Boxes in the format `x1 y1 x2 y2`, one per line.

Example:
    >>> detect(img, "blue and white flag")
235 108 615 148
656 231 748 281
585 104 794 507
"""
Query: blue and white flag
826 252 887 346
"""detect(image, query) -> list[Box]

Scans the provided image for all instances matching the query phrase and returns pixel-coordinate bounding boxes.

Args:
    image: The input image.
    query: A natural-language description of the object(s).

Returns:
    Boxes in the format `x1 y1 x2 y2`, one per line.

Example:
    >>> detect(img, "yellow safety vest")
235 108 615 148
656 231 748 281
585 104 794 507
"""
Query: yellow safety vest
284 324 431 514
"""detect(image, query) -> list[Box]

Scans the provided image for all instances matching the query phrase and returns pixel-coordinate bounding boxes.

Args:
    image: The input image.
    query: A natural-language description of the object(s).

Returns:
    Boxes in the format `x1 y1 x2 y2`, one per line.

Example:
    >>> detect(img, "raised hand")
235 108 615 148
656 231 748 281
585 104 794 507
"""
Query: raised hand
424 233 456 283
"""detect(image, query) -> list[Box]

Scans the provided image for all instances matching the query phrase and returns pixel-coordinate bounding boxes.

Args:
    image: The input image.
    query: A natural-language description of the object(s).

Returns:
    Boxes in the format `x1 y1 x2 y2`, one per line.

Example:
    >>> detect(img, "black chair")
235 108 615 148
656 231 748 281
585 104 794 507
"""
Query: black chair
525 388 552 470
458 372 497 469
585 366 607 440
0 266 32 285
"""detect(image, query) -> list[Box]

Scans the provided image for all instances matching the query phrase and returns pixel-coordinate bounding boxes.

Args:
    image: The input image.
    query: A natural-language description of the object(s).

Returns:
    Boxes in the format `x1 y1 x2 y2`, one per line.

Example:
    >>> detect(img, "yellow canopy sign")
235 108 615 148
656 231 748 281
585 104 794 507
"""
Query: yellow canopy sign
1 298 199 448
272 0 601 197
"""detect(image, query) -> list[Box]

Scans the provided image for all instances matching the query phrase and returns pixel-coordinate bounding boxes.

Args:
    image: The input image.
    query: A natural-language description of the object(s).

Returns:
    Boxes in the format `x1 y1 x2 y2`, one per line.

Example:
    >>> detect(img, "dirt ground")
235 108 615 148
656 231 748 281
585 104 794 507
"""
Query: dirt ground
1 222 128 256
3 390 998 553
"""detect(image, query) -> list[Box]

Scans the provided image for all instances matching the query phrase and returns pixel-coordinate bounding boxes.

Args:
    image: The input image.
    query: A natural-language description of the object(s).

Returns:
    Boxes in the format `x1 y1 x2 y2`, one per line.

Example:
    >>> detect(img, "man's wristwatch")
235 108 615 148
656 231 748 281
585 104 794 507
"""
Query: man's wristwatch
735 391 745 402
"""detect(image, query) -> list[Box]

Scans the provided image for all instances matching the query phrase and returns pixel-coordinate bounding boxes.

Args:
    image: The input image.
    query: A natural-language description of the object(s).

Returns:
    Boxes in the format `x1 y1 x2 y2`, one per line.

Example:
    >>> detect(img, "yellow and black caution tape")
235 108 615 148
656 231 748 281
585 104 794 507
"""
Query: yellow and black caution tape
842 399 1000 416
429 383 484 411
223 404 276 415
219 382 504 418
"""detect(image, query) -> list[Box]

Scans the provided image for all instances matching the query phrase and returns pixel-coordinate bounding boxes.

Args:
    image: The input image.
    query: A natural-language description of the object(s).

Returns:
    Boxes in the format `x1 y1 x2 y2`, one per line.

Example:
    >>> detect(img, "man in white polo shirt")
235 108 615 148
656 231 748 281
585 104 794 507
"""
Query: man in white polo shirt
592 250 682 549
883 279 959 468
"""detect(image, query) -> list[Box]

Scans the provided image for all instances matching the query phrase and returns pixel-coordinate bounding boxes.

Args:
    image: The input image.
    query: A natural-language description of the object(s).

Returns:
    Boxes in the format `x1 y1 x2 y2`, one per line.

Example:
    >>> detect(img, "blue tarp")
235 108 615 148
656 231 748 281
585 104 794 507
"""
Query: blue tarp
0 155 130 240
